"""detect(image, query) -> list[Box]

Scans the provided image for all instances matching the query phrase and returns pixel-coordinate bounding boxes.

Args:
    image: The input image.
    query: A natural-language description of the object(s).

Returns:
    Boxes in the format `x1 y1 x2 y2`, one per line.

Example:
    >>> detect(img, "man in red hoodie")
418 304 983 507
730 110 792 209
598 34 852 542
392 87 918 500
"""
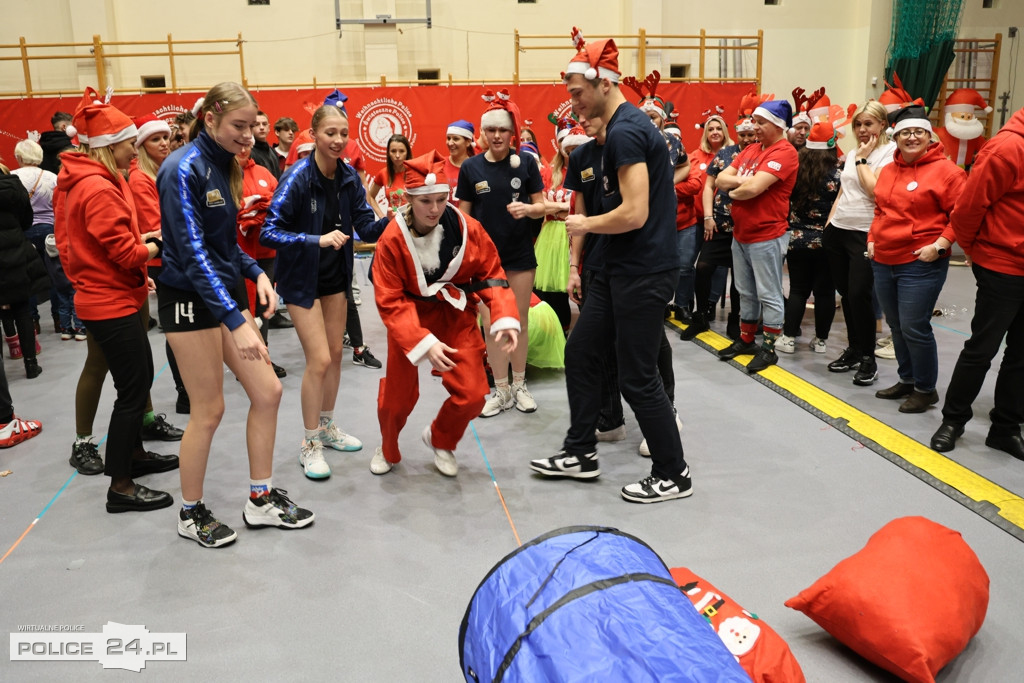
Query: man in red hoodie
930 107 1024 459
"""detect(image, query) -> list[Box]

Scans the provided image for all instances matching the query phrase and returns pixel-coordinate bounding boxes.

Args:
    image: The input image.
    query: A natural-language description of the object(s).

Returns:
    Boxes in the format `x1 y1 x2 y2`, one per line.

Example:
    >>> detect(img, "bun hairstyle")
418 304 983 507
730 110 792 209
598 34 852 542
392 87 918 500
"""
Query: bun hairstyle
197 82 258 207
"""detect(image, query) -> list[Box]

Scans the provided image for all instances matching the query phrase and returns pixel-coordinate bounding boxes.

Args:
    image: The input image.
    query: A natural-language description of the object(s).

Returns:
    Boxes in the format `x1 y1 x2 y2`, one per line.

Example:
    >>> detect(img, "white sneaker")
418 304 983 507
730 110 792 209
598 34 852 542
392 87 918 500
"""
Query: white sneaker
480 386 514 417
595 423 626 442
319 420 363 452
243 488 315 528
299 439 331 479
422 426 457 477
370 446 393 475
511 381 537 413
875 335 896 359
809 337 827 354
638 414 683 457
775 335 795 354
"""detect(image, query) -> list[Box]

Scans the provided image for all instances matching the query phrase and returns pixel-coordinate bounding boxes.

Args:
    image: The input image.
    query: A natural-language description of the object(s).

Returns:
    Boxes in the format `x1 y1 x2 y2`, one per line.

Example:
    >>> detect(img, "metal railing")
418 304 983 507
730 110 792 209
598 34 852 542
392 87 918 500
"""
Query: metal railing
936 33 1002 137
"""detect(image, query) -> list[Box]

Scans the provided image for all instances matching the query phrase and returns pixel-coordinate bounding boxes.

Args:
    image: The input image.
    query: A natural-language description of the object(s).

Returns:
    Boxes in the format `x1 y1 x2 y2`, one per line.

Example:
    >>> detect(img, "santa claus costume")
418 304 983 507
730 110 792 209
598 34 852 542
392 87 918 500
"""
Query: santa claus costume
371 151 520 476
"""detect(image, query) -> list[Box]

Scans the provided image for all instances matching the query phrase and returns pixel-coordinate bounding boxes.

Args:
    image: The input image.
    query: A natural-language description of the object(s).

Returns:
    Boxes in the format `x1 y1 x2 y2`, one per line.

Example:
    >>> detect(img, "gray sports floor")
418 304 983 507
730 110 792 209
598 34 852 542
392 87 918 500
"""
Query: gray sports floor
3 256 1023 681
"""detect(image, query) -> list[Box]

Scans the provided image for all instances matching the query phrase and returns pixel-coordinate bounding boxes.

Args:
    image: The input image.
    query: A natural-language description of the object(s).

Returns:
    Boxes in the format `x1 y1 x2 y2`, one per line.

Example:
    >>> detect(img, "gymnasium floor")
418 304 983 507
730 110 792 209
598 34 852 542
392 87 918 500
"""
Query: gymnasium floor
2 256 1023 681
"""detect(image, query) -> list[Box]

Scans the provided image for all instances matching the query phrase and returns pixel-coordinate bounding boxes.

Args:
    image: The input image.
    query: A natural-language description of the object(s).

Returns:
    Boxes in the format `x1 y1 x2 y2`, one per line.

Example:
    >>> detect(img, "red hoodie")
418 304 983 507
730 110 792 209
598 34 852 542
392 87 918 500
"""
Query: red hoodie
950 108 1024 276
236 157 277 260
128 159 161 267
868 142 966 266
55 152 149 320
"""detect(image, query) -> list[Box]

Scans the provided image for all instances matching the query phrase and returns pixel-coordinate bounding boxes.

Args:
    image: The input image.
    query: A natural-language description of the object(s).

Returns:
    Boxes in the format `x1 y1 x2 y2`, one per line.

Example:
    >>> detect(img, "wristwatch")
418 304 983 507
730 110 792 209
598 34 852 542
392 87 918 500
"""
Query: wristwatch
936 245 948 257
855 158 869 166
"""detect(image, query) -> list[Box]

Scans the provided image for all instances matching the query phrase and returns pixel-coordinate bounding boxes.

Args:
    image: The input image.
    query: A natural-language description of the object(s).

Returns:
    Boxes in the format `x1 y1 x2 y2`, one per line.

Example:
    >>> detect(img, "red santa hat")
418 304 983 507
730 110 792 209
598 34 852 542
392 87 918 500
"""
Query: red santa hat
944 88 992 116
480 89 524 167
68 88 136 149
284 129 315 167
879 73 921 113
560 123 590 151
804 122 840 150
735 117 755 133
563 27 621 84
694 106 726 130
622 71 666 119
132 114 172 149
404 150 449 196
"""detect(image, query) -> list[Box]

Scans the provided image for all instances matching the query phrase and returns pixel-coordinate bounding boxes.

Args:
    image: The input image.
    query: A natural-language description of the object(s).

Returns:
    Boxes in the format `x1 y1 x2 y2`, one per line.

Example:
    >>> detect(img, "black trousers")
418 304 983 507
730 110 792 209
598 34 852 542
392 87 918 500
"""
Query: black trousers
784 247 836 339
942 263 1024 435
81 309 153 479
564 269 686 480
823 226 875 356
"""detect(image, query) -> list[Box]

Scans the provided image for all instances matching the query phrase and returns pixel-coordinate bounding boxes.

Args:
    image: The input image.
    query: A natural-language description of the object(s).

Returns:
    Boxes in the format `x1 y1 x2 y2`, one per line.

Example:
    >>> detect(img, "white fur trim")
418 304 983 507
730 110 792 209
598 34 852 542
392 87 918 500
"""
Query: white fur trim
406 183 450 196
564 61 620 83
753 105 786 131
792 112 812 128
86 124 139 149
489 316 521 335
134 119 171 148
481 109 513 130
641 101 666 120
560 133 590 151
396 207 469 311
892 118 933 135
447 124 474 139
407 333 440 365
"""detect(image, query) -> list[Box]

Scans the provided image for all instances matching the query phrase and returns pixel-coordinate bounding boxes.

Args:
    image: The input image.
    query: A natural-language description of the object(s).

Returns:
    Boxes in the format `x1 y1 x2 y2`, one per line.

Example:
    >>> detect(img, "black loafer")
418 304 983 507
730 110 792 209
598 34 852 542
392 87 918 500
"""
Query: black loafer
718 339 757 360
930 421 964 452
985 433 1024 461
131 451 180 477
875 382 916 400
141 413 184 441
106 484 174 513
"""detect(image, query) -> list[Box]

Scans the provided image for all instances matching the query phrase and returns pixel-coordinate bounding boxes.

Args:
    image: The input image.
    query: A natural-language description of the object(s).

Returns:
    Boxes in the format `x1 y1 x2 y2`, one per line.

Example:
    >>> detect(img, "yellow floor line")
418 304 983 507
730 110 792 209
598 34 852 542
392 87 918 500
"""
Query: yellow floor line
668 318 1024 532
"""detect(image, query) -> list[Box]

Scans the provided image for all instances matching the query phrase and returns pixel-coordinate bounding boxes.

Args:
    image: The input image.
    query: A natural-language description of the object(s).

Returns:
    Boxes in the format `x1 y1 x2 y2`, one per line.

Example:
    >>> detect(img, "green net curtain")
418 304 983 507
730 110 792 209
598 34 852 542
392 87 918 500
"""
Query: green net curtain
884 0 965 110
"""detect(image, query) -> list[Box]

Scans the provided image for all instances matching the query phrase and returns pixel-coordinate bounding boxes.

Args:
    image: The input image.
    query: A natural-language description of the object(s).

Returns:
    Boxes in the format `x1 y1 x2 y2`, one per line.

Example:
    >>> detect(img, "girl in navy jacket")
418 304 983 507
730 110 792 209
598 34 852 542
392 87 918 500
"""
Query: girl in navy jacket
157 81 314 548
260 104 387 480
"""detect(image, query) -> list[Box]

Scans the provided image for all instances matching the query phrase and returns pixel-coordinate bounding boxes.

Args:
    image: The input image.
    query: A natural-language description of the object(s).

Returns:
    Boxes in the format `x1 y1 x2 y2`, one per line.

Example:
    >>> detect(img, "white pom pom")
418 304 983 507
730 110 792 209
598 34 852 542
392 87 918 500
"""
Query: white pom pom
65 124 77 139
510 154 520 169
191 97 205 117
27 129 41 142
424 172 436 186
585 67 597 80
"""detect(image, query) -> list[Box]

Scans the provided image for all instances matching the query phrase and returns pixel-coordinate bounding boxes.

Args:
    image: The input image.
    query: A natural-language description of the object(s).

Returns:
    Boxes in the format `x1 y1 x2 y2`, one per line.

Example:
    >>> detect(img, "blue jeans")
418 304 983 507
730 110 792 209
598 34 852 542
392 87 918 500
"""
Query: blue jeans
25 223 56 324
872 258 949 392
53 287 83 332
674 224 699 312
731 233 790 328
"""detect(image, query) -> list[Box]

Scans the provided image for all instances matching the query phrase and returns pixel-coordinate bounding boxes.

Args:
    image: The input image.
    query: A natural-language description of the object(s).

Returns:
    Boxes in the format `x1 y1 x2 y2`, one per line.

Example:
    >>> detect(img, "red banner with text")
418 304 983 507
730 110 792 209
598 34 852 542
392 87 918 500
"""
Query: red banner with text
0 82 756 173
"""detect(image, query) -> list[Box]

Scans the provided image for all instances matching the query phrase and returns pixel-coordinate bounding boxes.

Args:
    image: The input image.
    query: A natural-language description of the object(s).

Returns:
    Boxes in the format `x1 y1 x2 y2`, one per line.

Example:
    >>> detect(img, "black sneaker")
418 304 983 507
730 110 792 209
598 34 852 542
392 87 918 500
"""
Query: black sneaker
243 488 315 529
621 468 693 503
828 347 861 373
852 356 878 386
529 451 600 479
271 362 287 378
178 503 238 548
268 311 294 329
141 413 184 441
717 338 757 360
746 347 778 373
353 346 382 369
342 331 352 348
70 439 104 475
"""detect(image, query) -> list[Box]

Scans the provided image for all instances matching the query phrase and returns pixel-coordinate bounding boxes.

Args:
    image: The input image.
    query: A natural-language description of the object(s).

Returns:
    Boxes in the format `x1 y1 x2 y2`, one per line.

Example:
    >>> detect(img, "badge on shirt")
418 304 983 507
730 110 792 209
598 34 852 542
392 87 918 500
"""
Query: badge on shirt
580 167 595 182
475 180 490 194
205 189 225 207
767 160 782 172
511 177 522 190
258 179 268 187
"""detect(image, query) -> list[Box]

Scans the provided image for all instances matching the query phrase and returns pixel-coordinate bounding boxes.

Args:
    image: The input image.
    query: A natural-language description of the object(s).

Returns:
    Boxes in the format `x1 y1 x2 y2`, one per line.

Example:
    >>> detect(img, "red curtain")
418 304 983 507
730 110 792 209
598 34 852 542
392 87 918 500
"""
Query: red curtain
0 82 755 171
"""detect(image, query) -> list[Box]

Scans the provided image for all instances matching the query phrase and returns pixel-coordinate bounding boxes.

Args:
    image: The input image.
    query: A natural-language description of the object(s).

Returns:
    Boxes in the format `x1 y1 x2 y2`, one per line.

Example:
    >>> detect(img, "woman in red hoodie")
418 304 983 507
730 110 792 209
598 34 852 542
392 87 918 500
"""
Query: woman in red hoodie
867 106 967 413
56 93 175 512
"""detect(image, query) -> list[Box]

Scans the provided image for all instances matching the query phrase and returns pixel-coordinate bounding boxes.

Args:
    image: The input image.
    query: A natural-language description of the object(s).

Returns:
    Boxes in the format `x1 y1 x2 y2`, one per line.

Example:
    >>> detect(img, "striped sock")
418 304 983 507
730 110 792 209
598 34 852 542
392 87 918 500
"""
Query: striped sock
182 498 200 512
250 478 272 499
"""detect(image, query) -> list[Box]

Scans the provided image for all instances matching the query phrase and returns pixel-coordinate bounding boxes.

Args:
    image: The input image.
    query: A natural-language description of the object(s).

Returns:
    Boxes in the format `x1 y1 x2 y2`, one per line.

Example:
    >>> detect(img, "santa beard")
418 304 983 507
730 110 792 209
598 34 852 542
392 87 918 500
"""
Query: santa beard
945 113 984 141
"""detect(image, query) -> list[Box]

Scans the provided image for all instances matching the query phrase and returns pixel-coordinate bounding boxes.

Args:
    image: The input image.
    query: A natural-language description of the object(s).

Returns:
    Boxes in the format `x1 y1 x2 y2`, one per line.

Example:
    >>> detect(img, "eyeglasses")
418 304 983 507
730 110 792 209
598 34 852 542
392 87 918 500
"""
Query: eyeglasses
897 128 929 140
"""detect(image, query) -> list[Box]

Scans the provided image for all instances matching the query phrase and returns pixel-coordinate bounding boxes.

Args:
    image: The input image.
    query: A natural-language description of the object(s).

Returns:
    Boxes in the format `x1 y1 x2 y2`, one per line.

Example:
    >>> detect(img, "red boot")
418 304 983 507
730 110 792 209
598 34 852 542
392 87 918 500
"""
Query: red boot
4 334 21 360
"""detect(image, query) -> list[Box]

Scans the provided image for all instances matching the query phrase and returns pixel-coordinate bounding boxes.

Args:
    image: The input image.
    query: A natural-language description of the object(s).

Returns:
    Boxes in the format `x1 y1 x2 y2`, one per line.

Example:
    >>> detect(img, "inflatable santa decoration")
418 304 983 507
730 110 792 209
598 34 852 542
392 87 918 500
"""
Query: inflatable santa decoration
935 88 991 169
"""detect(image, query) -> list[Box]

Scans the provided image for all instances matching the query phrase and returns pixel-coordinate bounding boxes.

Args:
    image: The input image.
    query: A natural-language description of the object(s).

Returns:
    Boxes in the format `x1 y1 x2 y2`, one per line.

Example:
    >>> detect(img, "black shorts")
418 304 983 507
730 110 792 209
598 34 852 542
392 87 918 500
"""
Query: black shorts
158 281 248 332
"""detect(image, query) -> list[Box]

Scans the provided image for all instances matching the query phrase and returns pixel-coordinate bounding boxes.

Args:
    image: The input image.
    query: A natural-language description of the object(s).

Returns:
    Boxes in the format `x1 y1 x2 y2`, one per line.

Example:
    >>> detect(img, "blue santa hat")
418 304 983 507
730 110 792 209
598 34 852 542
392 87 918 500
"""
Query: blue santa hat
324 89 348 114
446 119 475 140
752 99 793 131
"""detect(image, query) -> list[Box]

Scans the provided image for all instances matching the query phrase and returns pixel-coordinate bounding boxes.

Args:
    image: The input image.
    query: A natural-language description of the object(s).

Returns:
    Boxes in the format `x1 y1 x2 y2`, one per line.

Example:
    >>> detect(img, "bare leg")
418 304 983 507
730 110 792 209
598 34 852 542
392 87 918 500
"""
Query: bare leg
507 269 535 375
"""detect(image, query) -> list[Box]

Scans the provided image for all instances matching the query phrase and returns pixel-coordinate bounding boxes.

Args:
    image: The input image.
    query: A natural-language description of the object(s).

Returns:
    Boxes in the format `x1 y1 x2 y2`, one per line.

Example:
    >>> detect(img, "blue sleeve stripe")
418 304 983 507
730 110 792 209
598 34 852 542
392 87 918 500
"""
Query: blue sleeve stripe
177 147 237 316
261 157 311 246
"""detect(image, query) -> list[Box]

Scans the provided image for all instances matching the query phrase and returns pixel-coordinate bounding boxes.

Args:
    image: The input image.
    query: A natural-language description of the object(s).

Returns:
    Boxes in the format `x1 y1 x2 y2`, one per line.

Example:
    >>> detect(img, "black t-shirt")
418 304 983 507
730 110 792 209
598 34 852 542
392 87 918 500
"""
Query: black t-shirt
315 163 349 292
564 141 607 272
600 103 678 275
456 152 543 271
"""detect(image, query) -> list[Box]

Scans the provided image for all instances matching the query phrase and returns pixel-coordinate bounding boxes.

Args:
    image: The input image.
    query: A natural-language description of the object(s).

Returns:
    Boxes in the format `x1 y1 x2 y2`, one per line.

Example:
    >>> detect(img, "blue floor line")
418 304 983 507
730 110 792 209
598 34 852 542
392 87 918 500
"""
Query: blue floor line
469 421 499 484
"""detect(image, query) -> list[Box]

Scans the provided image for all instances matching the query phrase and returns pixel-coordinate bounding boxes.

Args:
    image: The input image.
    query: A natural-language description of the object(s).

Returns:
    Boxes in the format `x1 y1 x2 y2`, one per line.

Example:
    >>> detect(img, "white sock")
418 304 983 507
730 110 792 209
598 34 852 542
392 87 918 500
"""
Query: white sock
512 371 526 386
319 411 333 426
250 478 272 499
304 428 320 441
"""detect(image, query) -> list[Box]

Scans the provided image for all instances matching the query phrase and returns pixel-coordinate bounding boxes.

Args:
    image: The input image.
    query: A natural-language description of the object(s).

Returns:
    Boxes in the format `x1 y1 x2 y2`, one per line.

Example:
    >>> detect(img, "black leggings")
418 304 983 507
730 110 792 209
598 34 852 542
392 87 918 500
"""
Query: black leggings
784 248 836 338
1 300 37 363
823 227 875 356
